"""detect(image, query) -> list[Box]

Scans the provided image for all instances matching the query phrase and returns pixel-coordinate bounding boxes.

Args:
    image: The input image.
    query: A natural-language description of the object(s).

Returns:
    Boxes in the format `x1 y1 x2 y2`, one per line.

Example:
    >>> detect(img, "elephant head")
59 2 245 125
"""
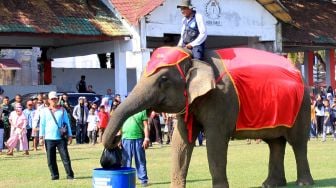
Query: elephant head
102 47 216 149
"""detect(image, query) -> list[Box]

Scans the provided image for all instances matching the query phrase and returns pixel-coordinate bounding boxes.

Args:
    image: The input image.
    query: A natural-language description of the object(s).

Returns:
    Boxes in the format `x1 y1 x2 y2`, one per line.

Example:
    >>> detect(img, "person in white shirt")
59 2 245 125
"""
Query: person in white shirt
177 0 207 60
87 108 99 145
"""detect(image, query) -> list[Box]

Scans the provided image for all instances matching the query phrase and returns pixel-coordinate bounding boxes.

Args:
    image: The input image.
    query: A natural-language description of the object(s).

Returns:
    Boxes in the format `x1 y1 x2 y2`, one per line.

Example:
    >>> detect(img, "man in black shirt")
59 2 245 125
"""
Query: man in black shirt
76 75 87 93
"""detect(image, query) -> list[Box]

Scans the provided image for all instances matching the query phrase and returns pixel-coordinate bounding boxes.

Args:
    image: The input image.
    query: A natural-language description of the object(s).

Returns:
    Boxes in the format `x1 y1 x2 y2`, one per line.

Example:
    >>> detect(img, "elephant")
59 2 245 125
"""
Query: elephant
102 46 314 188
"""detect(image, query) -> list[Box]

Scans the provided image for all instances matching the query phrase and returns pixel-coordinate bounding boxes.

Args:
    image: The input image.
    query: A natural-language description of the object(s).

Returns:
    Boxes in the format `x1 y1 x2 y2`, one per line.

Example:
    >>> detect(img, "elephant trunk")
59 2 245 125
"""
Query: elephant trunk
102 79 154 149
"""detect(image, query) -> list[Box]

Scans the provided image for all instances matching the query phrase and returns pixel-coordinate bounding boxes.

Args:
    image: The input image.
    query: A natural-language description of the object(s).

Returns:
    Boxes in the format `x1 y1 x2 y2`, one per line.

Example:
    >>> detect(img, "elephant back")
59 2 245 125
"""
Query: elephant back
214 48 304 131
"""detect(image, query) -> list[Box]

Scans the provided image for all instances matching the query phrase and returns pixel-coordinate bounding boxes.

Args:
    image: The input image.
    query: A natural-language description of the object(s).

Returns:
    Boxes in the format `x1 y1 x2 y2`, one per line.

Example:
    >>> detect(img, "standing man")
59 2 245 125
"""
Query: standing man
76 75 87 93
10 94 23 110
177 0 207 60
39 91 74 180
23 100 35 150
121 110 150 187
72 97 89 144
0 104 4 154
1 96 13 145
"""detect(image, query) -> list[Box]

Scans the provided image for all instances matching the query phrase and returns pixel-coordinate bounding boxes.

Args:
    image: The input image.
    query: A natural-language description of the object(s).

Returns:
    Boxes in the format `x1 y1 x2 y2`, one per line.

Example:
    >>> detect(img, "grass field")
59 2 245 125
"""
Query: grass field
0 137 335 188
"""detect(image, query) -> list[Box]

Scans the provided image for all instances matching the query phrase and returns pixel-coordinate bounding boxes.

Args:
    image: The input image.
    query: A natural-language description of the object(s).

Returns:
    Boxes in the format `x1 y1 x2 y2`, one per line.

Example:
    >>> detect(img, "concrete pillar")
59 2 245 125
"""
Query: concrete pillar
135 50 151 81
114 41 128 99
325 49 335 88
31 47 40 85
135 18 151 81
304 51 314 86
274 22 283 53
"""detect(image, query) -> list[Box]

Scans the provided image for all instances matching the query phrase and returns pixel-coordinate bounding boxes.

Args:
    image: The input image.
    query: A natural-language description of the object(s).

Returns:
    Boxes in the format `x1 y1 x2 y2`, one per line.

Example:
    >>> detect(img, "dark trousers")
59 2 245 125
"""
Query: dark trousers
183 43 205 60
310 122 317 138
45 139 74 179
26 128 32 149
316 116 324 135
191 44 205 60
197 131 204 146
149 118 162 144
4 127 10 147
76 123 87 144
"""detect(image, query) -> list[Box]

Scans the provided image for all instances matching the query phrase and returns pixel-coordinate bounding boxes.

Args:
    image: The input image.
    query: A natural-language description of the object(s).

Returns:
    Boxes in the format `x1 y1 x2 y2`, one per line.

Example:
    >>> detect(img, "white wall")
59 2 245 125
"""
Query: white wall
52 68 137 96
146 0 277 41
52 54 100 68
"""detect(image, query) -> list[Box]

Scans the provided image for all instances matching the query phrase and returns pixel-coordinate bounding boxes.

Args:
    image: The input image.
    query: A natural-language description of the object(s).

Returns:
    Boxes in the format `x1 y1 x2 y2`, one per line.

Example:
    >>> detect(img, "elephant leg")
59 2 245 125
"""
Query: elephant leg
289 139 314 186
263 137 287 187
170 116 199 188
205 128 230 188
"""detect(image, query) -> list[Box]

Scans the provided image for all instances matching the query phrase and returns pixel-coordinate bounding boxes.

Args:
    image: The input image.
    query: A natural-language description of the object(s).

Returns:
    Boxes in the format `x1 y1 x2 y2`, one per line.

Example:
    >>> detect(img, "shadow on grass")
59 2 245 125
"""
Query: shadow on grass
74 176 92 180
71 157 92 161
150 178 211 186
286 178 336 187
249 178 336 188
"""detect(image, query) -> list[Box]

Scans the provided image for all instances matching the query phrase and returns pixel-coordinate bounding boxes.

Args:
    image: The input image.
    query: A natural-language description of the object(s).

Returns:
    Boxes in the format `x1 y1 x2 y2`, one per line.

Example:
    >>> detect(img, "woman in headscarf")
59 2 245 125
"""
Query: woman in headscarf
5 103 28 155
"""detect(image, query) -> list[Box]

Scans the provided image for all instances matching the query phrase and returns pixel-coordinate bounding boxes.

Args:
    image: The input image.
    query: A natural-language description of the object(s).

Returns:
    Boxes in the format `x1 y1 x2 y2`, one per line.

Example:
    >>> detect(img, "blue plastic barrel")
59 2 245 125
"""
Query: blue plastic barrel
92 167 136 188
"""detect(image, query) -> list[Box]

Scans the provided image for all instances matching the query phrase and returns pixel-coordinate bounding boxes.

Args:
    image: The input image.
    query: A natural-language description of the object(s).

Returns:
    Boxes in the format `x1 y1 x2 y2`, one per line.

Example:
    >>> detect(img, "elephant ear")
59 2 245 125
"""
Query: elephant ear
186 60 216 104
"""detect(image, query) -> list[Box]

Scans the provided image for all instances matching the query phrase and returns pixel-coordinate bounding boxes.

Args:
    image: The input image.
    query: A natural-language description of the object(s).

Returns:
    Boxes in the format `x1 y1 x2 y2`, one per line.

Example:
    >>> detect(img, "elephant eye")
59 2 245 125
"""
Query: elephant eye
159 76 169 88
161 76 168 82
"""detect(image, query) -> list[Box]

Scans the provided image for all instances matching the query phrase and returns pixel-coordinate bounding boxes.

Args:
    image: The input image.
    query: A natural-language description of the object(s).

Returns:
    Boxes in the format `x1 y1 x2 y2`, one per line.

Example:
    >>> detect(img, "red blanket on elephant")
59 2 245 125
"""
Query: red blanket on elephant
216 48 304 131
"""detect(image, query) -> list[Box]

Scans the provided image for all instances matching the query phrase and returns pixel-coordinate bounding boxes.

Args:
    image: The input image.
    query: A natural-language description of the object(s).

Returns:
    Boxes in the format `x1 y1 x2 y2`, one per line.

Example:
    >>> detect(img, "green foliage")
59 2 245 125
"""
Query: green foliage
0 138 335 187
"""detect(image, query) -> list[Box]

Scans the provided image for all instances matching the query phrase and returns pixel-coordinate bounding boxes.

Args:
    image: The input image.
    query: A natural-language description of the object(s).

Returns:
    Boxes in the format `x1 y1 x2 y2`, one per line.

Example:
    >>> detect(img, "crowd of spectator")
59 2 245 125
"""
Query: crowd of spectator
311 86 336 141
0 87 125 155
0 86 182 156
0 77 189 185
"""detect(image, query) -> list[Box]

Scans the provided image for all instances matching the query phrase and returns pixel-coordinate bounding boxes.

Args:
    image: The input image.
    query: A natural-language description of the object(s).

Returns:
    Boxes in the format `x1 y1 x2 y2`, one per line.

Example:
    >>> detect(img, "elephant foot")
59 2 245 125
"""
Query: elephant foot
296 177 314 186
213 183 229 188
262 177 286 188
170 182 185 188
212 178 229 188
171 176 186 188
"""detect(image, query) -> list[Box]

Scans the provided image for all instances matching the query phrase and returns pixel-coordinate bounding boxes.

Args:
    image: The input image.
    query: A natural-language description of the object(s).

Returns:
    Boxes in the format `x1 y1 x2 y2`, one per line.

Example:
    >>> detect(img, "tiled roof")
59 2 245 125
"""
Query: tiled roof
110 0 164 25
280 0 336 47
0 59 21 70
256 0 292 23
0 0 130 38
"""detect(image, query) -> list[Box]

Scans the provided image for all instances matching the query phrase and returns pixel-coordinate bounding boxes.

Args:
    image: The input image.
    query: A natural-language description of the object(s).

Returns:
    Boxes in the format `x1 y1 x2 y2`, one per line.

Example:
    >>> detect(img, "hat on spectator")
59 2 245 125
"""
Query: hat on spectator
27 100 33 105
177 0 193 9
42 93 48 100
48 91 58 99
78 96 86 101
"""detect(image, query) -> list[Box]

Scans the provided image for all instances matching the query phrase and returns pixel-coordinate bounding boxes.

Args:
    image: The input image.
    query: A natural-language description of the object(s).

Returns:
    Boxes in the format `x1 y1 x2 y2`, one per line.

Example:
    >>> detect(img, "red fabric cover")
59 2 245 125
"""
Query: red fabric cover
145 47 190 77
215 48 304 130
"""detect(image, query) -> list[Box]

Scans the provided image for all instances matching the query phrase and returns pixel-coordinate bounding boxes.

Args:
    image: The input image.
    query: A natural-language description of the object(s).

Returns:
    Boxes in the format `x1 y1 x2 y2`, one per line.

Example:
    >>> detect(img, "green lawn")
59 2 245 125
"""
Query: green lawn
0 137 335 188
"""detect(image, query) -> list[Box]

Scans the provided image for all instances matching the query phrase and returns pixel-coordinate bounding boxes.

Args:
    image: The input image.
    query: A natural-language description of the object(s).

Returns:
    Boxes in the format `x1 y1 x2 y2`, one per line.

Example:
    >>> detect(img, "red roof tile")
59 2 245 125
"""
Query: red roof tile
110 0 164 25
0 0 130 38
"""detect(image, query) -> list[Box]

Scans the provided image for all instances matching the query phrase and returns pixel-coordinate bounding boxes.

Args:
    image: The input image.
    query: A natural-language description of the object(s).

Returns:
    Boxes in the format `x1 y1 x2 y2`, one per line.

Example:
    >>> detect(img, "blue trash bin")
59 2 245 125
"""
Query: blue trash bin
92 167 136 188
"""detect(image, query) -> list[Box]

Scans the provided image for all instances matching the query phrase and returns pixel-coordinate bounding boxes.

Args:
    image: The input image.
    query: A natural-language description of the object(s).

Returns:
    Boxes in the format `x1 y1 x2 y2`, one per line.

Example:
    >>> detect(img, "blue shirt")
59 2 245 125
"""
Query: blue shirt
39 107 72 140
23 108 35 129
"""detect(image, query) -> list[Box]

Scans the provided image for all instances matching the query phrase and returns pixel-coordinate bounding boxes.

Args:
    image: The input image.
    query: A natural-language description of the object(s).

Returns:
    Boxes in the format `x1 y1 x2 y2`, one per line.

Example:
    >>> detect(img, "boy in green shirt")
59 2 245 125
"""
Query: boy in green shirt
121 110 150 187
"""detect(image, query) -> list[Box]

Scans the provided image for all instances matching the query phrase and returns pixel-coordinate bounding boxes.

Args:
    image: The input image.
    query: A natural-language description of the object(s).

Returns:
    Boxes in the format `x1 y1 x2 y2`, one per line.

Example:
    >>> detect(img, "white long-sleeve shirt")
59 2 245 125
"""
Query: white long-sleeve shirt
178 12 207 47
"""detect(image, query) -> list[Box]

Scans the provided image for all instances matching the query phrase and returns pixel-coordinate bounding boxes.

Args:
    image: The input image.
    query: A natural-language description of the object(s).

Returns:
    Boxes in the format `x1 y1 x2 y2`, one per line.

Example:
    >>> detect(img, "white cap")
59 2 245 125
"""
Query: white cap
48 91 58 99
